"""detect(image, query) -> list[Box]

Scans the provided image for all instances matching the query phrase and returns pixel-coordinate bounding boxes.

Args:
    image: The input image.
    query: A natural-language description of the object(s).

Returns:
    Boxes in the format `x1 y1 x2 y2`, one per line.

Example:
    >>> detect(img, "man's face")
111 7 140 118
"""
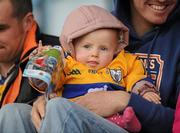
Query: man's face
0 0 26 64
131 0 177 25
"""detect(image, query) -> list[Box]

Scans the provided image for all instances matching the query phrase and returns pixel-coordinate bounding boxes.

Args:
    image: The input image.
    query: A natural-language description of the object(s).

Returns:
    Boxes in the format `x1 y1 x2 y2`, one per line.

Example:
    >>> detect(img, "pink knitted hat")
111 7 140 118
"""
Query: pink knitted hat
60 5 129 56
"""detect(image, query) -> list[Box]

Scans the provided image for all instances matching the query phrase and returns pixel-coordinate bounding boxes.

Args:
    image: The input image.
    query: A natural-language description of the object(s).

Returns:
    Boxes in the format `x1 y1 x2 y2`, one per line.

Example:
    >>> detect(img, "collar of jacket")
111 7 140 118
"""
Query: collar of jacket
2 21 38 106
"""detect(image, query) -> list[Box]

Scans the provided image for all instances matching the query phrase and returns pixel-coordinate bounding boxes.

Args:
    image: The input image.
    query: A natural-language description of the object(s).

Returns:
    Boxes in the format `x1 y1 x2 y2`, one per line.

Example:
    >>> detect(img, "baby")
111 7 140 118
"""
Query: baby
26 5 161 132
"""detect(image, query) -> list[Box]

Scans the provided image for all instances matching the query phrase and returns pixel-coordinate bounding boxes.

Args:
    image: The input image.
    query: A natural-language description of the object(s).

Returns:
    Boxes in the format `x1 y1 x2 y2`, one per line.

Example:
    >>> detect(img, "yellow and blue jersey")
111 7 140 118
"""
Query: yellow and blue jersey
59 50 146 99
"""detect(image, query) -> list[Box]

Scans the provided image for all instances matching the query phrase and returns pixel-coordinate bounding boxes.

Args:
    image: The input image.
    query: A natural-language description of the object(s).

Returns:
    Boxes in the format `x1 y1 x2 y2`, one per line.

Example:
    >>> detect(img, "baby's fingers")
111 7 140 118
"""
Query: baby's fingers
143 93 161 104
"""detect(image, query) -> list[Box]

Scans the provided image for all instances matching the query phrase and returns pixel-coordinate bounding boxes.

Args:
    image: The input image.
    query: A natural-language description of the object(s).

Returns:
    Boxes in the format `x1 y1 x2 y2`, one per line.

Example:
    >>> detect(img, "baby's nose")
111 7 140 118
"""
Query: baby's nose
91 49 99 57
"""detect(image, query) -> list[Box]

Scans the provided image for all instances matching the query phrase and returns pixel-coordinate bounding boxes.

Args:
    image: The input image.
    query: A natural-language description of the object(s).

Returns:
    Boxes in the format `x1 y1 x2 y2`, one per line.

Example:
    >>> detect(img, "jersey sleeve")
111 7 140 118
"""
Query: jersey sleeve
123 53 147 92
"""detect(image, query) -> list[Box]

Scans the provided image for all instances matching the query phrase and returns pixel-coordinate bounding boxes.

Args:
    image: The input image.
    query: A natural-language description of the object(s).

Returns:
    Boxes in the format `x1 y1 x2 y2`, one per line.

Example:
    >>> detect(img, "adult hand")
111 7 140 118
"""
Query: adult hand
31 95 46 132
75 91 130 117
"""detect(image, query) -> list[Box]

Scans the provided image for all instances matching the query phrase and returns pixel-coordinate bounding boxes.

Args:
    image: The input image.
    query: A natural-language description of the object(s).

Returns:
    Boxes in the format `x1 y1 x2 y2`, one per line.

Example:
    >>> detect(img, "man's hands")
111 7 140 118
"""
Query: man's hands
75 91 130 117
31 95 46 132
31 91 130 131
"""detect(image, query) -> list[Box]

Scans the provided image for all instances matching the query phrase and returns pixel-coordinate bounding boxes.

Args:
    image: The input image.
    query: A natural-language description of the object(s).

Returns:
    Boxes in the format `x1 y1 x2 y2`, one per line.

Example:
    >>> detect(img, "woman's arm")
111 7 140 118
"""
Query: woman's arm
76 90 175 133
129 93 174 133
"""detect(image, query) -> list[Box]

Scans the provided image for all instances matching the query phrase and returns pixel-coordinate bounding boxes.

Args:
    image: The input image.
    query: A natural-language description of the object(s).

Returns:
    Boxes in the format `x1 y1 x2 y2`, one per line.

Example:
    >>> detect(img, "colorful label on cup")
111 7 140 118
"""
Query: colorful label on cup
23 45 63 91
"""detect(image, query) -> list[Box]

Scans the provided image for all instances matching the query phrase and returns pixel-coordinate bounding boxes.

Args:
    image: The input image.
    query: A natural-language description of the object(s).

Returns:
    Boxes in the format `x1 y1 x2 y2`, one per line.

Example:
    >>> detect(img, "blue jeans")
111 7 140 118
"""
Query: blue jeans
0 97 128 133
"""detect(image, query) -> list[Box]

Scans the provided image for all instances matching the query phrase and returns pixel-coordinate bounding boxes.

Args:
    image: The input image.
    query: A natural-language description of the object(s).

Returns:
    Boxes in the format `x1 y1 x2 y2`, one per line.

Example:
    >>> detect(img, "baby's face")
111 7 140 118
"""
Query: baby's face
74 29 119 70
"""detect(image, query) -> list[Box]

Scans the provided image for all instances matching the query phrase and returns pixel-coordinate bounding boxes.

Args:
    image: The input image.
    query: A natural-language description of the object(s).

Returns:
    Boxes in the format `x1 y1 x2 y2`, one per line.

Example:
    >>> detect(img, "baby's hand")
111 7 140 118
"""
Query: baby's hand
37 40 51 54
30 40 51 58
143 91 161 104
132 80 161 104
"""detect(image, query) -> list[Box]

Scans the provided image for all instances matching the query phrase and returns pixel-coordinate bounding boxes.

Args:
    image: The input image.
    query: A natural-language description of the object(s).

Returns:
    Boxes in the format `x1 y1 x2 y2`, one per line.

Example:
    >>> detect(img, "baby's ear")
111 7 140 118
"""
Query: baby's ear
115 30 128 54
115 44 123 55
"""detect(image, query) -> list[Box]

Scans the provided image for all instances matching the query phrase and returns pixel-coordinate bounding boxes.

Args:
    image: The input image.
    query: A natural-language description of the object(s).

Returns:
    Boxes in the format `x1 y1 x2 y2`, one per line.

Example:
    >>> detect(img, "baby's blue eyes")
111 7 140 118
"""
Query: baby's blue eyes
100 47 108 51
82 45 108 51
83 45 90 48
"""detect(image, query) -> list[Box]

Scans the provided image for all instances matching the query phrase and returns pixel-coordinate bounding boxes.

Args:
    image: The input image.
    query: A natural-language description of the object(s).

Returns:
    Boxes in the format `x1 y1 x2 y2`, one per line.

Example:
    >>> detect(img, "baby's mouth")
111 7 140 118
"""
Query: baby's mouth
87 61 99 67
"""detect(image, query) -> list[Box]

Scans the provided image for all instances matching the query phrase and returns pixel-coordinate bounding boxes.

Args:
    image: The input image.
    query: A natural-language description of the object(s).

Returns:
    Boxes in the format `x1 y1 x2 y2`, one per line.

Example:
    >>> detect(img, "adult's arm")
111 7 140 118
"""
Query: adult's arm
76 90 175 133
127 50 180 133
75 91 130 117
129 93 174 133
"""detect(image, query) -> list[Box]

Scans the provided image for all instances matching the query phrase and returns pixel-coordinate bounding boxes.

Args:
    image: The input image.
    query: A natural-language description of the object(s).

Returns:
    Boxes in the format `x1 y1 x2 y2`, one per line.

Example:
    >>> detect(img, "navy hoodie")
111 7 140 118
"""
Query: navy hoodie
112 1 180 133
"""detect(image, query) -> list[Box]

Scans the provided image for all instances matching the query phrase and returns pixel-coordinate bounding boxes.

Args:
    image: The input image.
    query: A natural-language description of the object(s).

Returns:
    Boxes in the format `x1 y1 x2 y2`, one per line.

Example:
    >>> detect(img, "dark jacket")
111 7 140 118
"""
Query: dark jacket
112 1 180 133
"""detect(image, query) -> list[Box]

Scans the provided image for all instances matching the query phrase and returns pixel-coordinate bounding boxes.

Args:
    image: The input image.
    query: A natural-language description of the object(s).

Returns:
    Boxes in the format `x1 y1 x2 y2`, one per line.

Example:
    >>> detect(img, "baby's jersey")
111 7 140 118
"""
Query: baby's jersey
59 50 146 99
